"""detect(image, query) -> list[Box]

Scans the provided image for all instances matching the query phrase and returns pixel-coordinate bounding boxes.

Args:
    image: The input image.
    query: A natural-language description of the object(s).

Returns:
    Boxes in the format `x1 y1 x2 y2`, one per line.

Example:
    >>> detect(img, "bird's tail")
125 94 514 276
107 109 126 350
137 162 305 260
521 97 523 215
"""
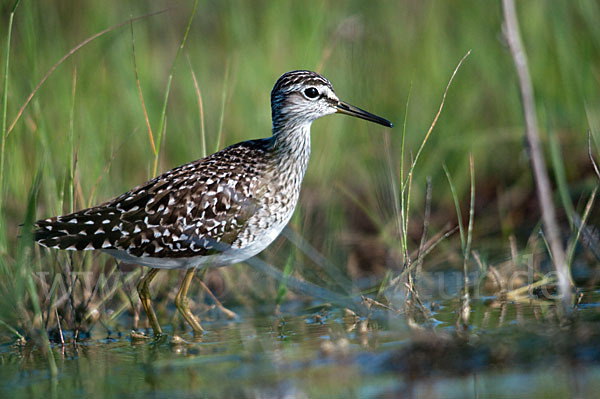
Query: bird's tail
35 208 122 251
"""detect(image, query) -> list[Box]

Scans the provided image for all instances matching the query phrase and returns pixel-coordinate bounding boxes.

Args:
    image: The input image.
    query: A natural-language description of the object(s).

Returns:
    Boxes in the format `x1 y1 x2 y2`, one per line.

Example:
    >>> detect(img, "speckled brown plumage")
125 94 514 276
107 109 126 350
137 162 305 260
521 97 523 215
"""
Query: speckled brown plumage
34 70 393 271
37 140 265 256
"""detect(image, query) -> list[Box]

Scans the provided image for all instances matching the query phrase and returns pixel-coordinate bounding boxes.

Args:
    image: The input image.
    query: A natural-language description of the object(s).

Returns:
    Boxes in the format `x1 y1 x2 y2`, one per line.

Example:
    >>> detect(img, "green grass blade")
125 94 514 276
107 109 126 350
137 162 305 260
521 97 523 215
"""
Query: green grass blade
465 153 475 262
130 21 156 156
215 60 231 153
549 128 575 228
68 68 77 213
188 57 207 158
276 252 294 306
0 0 21 247
0 319 24 340
152 0 199 176
7 9 167 138
443 164 465 252
403 50 470 191
567 187 597 267
18 170 58 377
399 82 412 257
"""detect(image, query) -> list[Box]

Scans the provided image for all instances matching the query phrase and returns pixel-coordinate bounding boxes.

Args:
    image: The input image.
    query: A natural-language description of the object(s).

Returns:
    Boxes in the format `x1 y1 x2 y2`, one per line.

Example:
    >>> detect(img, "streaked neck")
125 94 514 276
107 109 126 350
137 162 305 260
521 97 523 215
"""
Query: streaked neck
271 121 312 178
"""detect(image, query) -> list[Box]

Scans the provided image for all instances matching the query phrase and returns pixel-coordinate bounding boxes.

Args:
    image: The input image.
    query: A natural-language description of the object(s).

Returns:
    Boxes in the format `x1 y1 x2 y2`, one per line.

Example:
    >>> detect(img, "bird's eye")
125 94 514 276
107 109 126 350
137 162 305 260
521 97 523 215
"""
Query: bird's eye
304 87 319 99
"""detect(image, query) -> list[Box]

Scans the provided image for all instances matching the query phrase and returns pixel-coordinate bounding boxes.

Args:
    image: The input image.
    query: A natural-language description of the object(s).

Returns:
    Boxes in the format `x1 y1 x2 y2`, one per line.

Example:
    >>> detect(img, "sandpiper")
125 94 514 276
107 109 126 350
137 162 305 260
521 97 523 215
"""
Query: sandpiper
35 70 393 335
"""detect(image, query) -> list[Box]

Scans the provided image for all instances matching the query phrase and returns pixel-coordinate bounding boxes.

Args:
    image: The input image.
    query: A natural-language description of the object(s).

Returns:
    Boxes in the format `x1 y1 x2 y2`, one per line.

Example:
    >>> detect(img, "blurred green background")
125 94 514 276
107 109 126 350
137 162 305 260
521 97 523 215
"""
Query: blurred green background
1 0 599 276
2 3 600 396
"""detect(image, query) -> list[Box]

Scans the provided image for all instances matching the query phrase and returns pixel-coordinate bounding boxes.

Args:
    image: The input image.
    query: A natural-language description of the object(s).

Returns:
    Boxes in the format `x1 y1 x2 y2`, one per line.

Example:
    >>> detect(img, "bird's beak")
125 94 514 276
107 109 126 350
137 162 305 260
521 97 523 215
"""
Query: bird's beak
336 101 393 128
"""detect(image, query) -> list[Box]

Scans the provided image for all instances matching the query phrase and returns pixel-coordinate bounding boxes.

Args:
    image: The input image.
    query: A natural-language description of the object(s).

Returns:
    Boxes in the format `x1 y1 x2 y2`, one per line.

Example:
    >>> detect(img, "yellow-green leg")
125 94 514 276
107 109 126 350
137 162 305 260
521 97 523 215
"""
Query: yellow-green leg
136 268 163 336
175 268 204 334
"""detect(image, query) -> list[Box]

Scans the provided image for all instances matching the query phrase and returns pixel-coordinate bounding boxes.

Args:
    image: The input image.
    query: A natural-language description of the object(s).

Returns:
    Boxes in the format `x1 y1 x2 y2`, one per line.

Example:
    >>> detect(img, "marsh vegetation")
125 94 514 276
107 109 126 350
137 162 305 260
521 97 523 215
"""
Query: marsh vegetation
1 1 599 398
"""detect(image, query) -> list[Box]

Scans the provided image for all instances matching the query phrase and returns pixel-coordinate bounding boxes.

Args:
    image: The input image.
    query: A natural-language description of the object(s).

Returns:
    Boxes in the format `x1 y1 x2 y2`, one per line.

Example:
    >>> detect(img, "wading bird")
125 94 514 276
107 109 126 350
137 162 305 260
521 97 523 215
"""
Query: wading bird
35 70 393 336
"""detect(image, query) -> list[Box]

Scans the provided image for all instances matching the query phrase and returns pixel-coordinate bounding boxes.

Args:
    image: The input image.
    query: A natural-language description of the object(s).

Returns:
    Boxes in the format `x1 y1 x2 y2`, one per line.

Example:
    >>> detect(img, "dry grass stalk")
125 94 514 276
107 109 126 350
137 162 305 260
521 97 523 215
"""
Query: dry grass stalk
502 0 572 312
6 9 168 137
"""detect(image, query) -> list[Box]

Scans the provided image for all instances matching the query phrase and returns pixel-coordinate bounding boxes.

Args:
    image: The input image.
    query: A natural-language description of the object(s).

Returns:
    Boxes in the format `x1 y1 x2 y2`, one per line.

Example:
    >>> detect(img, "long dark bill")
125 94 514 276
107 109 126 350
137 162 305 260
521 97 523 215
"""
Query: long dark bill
336 101 393 128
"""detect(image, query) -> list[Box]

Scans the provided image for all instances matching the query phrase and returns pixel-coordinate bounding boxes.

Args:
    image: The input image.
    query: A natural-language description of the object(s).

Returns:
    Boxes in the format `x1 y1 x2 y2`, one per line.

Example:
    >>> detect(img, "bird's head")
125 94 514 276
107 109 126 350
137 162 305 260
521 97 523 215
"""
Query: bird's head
271 70 393 130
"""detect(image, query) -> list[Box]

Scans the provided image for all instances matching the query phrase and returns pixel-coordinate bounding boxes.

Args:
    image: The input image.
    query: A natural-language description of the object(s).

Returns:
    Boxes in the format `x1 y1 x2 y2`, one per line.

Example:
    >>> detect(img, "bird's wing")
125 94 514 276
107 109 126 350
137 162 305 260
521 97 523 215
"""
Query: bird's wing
35 141 269 258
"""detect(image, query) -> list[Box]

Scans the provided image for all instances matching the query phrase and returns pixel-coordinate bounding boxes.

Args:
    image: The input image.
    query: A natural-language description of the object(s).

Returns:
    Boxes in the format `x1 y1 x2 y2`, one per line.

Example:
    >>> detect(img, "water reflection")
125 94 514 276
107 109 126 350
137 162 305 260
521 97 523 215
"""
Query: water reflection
1 291 600 398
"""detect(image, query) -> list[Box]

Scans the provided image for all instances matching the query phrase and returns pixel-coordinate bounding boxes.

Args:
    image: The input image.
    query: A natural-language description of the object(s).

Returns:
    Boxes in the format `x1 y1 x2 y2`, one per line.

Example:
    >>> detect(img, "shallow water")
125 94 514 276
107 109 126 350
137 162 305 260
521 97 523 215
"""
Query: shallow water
1 292 600 399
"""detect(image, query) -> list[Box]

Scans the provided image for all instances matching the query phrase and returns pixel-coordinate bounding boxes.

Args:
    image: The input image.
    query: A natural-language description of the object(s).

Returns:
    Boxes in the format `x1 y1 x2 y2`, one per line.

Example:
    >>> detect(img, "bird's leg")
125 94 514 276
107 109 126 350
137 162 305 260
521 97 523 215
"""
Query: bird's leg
175 268 204 334
136 268 163 336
